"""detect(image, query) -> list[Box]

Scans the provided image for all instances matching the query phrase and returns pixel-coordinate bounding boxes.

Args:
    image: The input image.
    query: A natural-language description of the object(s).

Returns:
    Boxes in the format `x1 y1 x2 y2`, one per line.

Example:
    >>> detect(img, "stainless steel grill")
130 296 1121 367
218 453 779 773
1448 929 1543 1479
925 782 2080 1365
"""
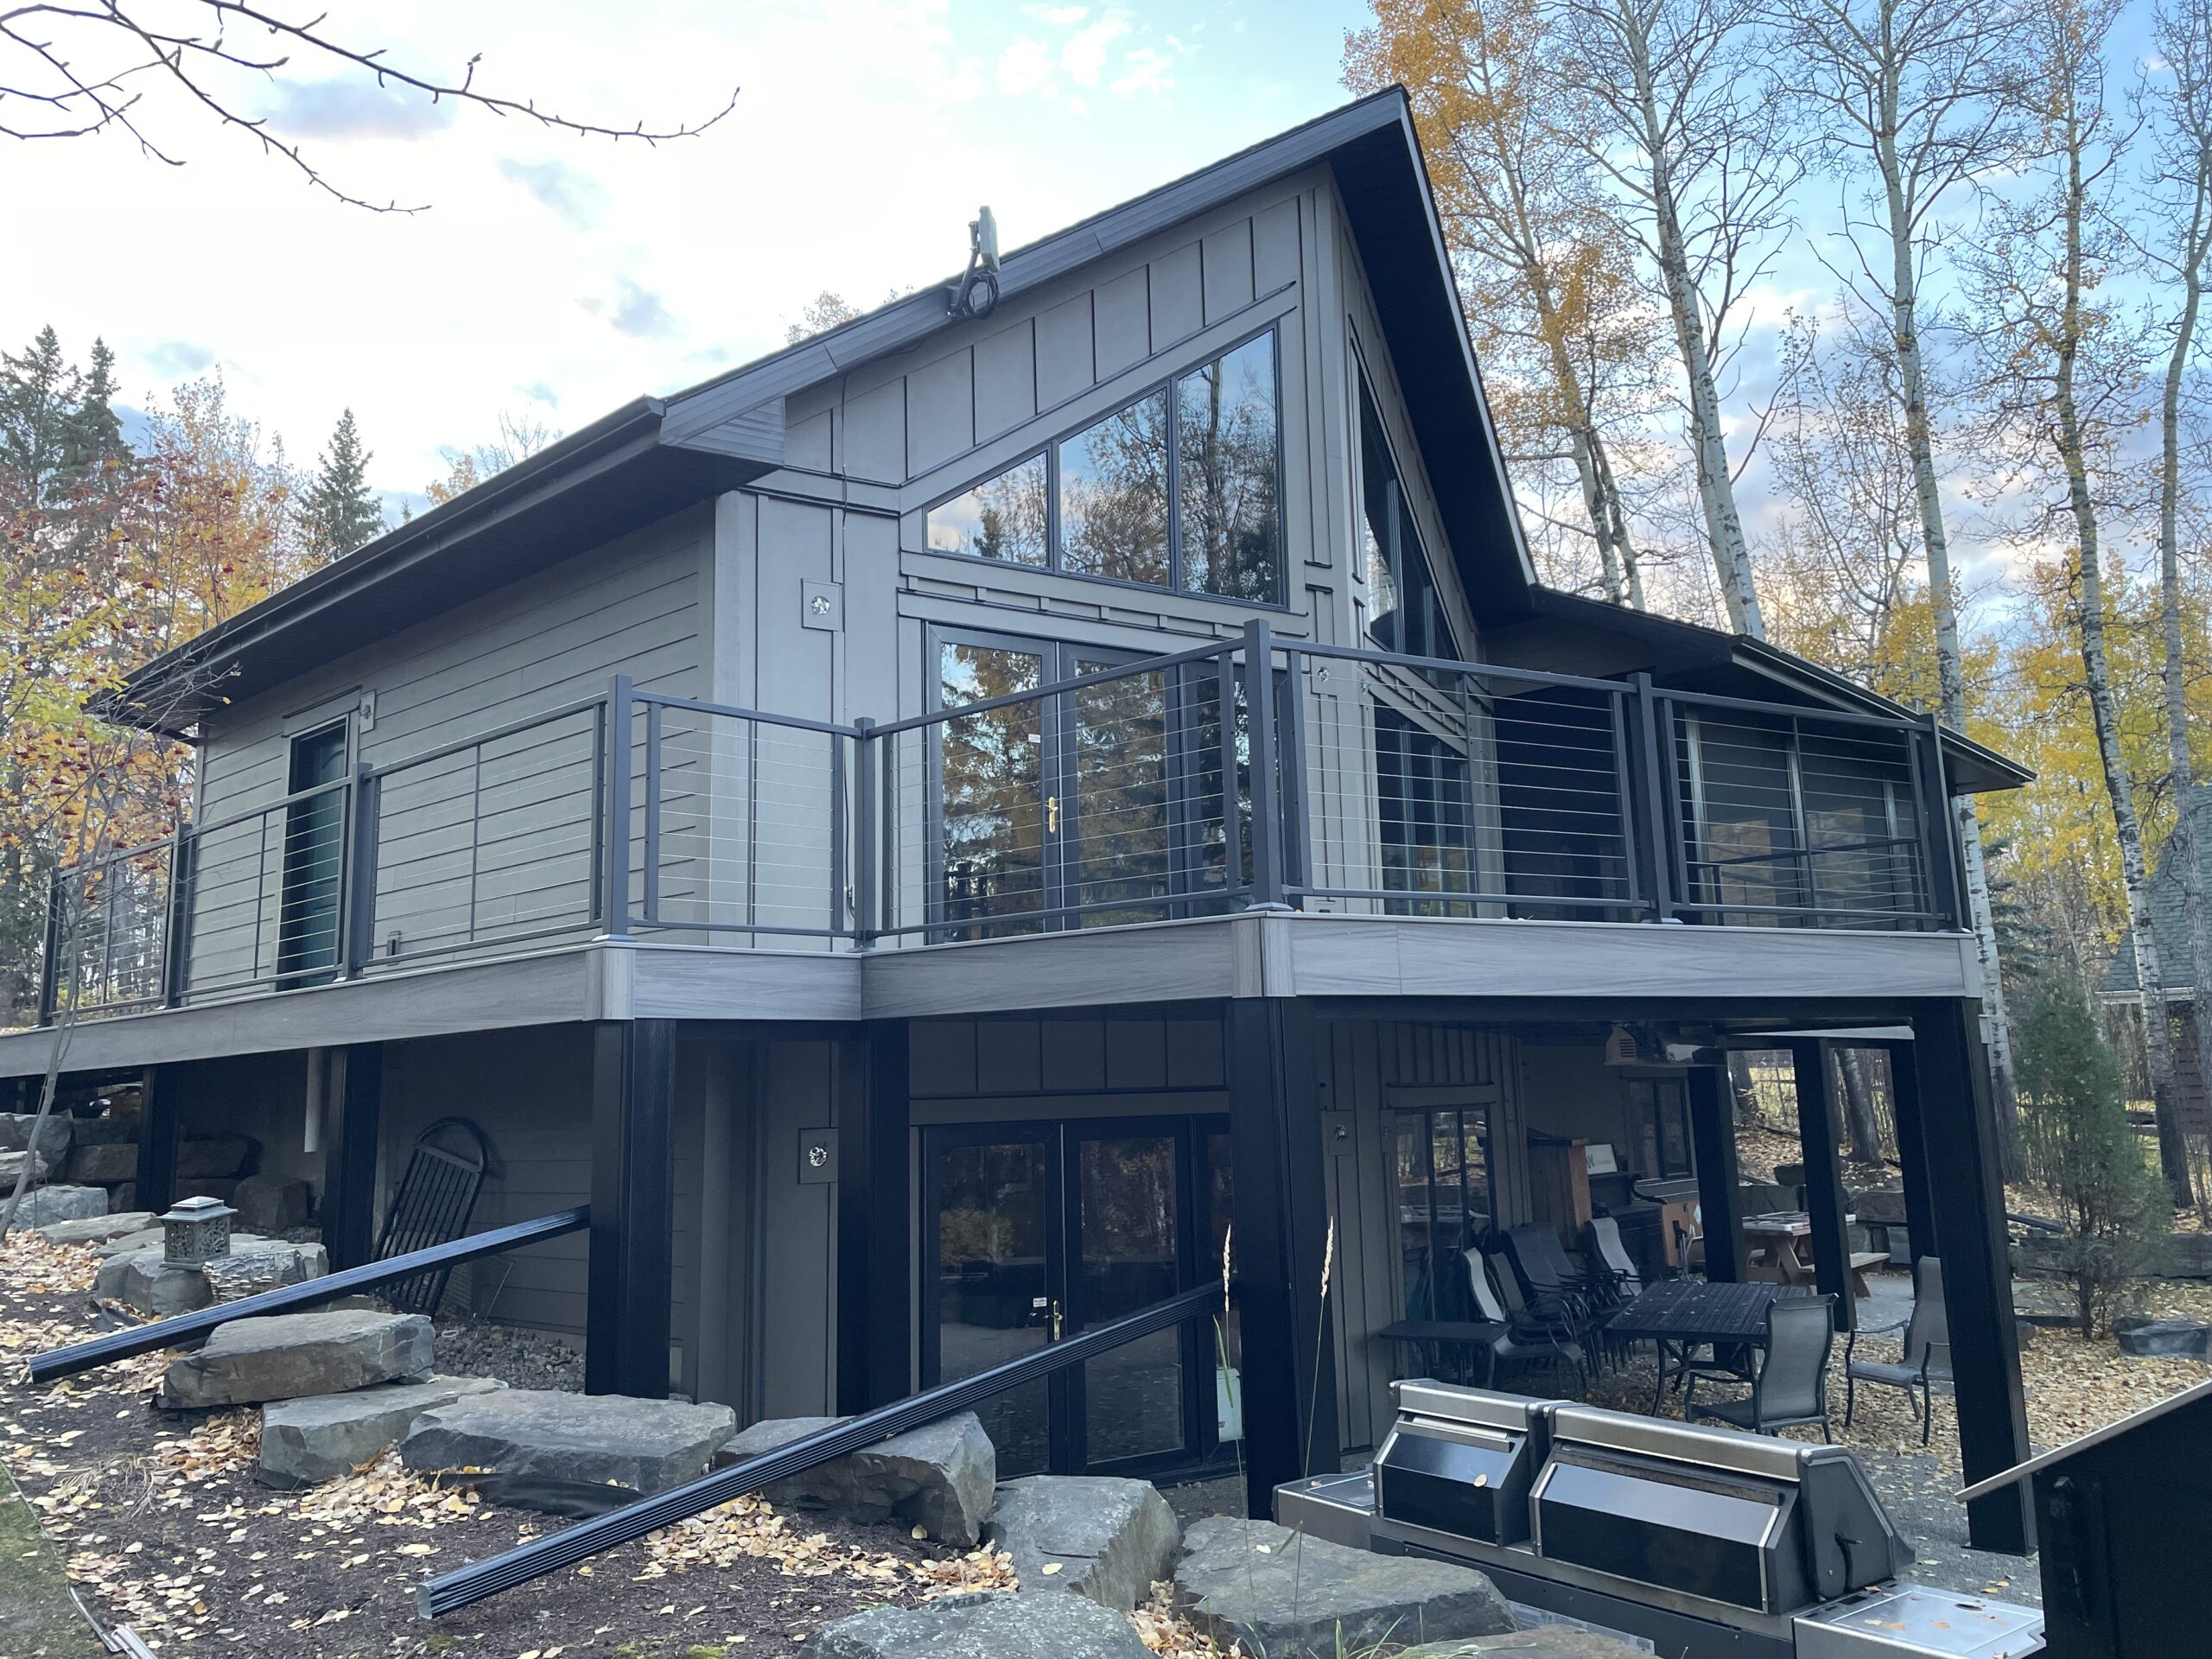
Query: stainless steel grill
1280 1381 2043 1659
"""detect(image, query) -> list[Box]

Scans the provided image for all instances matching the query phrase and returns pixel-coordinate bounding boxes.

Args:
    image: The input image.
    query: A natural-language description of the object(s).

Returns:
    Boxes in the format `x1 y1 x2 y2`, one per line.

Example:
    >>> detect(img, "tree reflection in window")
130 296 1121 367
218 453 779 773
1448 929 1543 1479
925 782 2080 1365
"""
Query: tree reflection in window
926 453 1048 565
1059 391 1170 588
921 330 1281 605
1176 335 1280 601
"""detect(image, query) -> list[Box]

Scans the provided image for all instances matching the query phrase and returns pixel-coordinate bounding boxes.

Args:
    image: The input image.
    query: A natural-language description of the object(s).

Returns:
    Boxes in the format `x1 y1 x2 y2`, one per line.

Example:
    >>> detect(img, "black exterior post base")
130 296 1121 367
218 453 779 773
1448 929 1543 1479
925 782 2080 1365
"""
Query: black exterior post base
587 1020 676 1399
137 1065 182 1215
322 1045 383 1270
837 1021 912 1414
1911 999 2033 1555
1224 997 1338 1517
1787 1038 1855 1331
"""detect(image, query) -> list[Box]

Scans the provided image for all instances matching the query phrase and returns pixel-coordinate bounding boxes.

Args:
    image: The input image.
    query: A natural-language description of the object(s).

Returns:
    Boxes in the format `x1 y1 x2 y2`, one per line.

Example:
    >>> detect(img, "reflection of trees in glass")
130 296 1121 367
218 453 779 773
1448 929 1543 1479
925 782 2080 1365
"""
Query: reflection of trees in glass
1073 666 1168 921
940 645 1044 935
1060 392 1169 587
926 454 1047 564
1177 336 1280 601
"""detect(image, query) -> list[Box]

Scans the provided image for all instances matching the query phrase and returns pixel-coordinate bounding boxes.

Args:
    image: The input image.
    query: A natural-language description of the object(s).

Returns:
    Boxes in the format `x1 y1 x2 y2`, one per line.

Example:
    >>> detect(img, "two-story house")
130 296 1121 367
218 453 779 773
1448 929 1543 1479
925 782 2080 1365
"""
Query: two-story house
0 90 2035 1550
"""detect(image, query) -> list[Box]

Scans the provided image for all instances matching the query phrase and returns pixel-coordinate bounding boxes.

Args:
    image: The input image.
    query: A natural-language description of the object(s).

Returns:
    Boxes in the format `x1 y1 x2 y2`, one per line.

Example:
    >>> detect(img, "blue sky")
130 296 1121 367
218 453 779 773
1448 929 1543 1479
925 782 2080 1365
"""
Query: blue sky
3 2 1370 512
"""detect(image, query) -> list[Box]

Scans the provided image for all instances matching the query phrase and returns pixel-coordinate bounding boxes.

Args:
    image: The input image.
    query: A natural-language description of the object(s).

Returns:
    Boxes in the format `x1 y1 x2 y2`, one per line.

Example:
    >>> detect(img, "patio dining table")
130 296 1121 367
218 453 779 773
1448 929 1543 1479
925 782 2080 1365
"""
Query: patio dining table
1605 1279 1812 1413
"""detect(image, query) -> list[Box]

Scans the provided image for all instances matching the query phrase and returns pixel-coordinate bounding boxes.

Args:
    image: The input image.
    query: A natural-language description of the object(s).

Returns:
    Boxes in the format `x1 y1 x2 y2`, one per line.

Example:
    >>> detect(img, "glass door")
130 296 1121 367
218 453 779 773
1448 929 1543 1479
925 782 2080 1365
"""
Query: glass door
934 637 1051 938
1389 1104 1491 1324
921 1116 1229 1477
277 721 349 982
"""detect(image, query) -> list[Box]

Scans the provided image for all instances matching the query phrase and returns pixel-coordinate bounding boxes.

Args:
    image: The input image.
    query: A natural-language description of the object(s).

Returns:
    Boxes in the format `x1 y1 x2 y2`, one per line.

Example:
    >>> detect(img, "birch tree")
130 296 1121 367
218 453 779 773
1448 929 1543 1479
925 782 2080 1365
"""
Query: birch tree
1768 0 2034 1158
1348 0 1656 606
1971 0 2192 1206
2142 0 2212 1210
1551 0 1797 635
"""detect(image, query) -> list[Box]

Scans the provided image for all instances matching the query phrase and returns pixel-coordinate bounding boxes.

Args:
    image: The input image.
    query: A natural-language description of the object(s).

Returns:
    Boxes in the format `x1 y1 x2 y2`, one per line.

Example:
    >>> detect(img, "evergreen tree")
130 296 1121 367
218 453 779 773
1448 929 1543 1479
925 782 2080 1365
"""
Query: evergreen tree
2018 983 2173 1335
302 409 384 562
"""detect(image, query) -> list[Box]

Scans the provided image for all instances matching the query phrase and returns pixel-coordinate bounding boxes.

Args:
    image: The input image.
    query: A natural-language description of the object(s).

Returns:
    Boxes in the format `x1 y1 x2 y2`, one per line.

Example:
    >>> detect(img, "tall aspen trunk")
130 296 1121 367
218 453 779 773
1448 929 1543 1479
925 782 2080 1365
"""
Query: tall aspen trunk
2054 125 2196 1208
2157 119 2212 1217
1872 73 2024 1174
1836 1047 1885 1168
1590 428 1647 608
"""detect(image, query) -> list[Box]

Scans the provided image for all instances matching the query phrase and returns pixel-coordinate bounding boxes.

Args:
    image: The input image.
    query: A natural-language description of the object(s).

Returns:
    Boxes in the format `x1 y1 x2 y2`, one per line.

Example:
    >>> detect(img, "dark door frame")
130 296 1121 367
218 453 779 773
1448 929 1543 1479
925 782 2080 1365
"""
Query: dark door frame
917 1111 1231 1479
276 716 353 985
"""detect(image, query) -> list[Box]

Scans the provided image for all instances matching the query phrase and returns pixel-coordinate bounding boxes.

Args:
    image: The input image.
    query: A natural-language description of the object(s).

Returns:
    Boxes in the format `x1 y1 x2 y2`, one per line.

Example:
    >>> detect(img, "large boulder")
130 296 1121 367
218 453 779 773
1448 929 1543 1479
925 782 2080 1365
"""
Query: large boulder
259 1375 506 1488
176 1137 254 1179
0 1113 73 1159
804 1591 1152 1659
986 1476 1179 1610
38 1210 153 1247
1173 1517 1515 1658
232 1174 309 1234
64 1142 135 1185
11 1185 107 1225
403 1390 736 1509
721 1411 995 1546
92 1226 165 1260
2114 1319 2211 1359
71 1116 138 1147
0 1148 48 1190
93 1234 312 1316
203 1240 327 1302
160 1309 432 1408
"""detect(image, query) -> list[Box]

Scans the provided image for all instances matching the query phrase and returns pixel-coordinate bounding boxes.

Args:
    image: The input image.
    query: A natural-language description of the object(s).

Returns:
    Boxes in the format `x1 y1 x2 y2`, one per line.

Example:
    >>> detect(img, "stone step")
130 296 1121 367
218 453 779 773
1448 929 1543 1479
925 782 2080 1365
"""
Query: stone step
11 1185 108 1225
0 1148 49 1190
1173 1516 1514 1658
804 1590 1152 1659
985 1475 1179 1610
402 1390 737 1510
161 1309 432 1408
259 1375 505 1487
37 1211 154 1248
721 1411 995 1547
0 1113 72 1159
63 1143 133 1185
1399 1633 1647 1659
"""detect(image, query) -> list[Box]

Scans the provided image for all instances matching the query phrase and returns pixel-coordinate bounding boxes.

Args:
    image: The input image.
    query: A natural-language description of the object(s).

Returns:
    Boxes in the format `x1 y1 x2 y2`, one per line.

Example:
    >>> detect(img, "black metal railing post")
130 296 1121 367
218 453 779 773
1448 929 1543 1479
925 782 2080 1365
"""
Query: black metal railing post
1630 673 1675 920
1278 645 1310 899
1243 618 1284 906
343 764 380 977
852 718 878 944
604 675 634 938
35 869 64 1027
641 697 663 925
162 823 194 1007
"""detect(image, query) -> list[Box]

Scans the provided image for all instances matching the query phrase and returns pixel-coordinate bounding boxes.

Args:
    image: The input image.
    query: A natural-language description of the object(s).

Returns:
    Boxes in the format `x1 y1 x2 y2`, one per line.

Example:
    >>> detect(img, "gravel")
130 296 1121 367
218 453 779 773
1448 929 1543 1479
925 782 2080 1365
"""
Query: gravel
430 1314 586 1393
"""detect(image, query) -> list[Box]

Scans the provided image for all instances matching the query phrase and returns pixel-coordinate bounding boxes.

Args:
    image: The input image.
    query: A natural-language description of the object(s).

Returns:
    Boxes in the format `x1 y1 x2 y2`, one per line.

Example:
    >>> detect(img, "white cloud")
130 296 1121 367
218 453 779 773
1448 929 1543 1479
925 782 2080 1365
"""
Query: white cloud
1062 15 1131 86
997 39 1056 96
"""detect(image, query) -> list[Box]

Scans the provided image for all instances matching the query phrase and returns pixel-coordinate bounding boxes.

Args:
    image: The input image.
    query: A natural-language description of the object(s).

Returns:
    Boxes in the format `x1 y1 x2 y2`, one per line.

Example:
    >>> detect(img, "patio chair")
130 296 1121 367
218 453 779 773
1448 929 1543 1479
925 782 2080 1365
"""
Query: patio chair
1471 1247 1588 1393
1585 1215 1643 1368
1685 1294 1838 1438
1844 1254 1955 1446
1504 1223 1607 1370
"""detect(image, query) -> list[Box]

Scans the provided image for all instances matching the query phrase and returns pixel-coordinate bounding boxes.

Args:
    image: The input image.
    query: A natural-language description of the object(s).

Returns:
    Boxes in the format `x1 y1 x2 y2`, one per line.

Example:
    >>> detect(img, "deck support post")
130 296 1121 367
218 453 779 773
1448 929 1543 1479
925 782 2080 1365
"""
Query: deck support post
324 1044 383 1271
1224 996 1338 1516
588 1020 675 1398
1881 1040 1937 1264
1786 1037 1855 1330
838 1020 911 1414
1686 1065 1745 1281
1910 999 2033 1554
137 1065 183 1214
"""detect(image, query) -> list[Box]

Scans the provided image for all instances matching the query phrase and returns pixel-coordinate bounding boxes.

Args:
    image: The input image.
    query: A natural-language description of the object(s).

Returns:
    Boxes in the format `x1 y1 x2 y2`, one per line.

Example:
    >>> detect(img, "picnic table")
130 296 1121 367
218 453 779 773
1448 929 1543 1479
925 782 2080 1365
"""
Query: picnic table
1605 1279 1812 1412
1742 1211 1889 1296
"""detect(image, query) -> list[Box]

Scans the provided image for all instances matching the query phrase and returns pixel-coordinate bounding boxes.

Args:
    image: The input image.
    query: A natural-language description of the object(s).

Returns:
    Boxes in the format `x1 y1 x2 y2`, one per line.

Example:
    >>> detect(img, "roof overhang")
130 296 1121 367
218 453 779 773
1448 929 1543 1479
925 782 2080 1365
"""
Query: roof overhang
111 397 779 729
1482 590 2031 794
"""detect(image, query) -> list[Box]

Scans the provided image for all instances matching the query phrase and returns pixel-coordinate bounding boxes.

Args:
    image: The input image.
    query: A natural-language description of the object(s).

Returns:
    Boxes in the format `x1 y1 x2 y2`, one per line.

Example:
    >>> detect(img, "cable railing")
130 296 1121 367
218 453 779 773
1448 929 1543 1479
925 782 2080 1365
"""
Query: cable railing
35 628 1967 1022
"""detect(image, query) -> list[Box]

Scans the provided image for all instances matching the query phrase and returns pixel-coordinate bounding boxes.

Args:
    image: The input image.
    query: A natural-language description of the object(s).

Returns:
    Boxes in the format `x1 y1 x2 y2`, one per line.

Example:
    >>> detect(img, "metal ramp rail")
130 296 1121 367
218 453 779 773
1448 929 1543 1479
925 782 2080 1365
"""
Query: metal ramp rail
417 1279 1225 1618
25 1206 590 1385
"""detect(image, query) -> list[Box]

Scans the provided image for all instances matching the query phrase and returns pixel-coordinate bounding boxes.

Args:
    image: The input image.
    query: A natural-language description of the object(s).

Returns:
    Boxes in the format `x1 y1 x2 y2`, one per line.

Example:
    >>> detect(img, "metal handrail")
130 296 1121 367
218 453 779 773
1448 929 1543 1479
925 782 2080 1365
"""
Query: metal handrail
25 1205 590 1385
416 1279 1224 1618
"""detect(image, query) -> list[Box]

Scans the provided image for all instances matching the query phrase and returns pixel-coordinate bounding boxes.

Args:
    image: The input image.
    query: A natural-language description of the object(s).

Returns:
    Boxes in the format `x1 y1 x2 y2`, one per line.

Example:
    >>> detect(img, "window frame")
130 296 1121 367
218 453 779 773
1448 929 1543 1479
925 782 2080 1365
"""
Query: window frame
1353 358 1462 664
920 324 1287 608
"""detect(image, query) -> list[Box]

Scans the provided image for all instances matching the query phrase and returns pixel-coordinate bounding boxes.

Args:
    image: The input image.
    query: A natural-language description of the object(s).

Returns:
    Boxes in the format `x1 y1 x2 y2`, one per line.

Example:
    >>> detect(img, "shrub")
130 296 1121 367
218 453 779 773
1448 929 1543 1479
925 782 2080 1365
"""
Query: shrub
2018 983 2172 1335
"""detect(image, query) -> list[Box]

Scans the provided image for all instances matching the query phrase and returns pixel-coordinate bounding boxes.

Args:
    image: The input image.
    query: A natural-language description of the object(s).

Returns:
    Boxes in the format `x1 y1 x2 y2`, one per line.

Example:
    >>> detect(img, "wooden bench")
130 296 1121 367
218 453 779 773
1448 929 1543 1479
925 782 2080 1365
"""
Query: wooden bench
1848 1250 1889 1300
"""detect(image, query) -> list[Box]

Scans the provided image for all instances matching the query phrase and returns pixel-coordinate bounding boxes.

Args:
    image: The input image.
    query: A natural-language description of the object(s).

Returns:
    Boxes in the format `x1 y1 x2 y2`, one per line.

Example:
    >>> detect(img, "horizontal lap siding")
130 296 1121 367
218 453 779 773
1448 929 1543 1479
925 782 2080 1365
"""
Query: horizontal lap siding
188 510 706 983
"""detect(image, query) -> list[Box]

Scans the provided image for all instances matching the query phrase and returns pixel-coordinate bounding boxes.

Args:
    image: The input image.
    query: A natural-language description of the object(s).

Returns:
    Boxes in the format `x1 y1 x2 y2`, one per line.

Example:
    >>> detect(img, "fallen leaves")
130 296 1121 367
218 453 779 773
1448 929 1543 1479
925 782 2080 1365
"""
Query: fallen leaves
639 1493 1016 1601
296 1450 485 1532
1130 1581 1245 1657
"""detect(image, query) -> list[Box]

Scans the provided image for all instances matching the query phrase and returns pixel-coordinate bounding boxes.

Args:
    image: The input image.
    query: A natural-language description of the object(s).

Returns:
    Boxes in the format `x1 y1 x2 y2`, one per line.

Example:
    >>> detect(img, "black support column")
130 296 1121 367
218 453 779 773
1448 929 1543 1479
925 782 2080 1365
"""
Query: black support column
1910 1000 2033 1554
1224 997 1338 1516
838 1021 912 1414
137 1065 183 1214
1882 1040 1937 1264
322 1044 383 1271
587 1020 676 1399
1787 1038 1855 1330
1687 1065 1745 1281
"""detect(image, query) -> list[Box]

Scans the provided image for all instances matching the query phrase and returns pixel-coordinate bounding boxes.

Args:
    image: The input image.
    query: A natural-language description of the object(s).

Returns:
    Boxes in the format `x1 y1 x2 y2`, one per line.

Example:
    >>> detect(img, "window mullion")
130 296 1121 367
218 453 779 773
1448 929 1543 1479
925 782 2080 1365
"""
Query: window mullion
1166 374 1183 593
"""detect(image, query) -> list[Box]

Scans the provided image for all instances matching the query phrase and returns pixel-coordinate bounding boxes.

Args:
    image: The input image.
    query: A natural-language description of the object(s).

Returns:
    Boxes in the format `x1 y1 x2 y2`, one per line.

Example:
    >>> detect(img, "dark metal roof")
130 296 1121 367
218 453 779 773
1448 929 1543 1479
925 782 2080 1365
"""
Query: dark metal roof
1489 590 2031 795
117 87 1533 724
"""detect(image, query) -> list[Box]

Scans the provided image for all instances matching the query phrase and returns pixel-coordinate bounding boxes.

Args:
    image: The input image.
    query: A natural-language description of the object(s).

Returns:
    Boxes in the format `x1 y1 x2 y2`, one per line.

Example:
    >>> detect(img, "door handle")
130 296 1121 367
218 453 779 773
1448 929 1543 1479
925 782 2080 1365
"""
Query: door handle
1051 1299 1064 1341
1046 795 1060 835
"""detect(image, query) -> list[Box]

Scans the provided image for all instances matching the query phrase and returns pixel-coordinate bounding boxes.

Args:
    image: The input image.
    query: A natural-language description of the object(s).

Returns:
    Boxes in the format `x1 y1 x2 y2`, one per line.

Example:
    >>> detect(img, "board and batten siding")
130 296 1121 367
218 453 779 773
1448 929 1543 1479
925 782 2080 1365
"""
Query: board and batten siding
184 507 708 986
1315 1019 1527 1451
